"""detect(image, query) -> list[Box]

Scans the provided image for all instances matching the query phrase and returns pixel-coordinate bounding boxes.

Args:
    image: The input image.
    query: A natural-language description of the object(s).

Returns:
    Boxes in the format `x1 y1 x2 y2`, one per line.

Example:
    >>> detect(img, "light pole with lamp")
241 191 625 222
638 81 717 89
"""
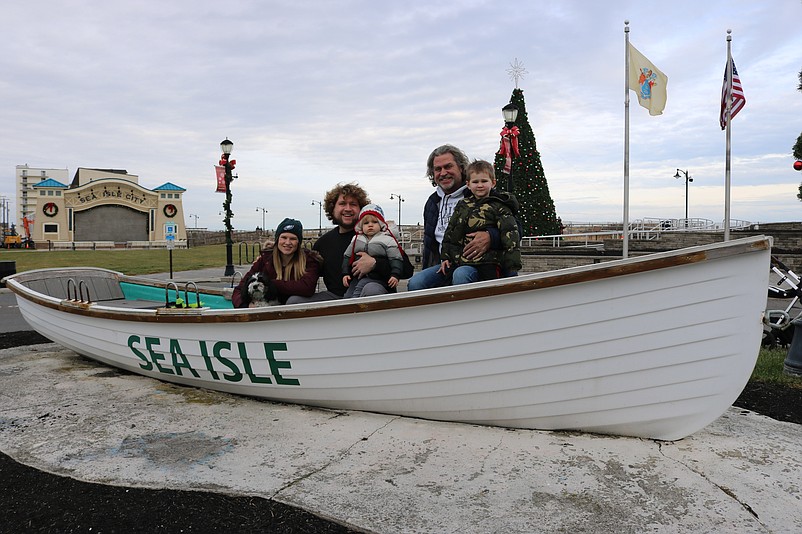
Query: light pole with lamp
0 196 8 234
219 138 236 276
189 214 199 228
673 169 693 227
389 193 404 244
311 200 323 236
500 103 519 193
256 207 267 233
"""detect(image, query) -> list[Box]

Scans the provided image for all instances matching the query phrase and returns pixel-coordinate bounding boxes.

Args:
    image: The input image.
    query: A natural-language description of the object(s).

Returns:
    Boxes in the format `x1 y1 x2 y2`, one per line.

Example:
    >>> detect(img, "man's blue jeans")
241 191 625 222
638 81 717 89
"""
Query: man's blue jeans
407 265 447 291
451 265 479 285
407 264 479 290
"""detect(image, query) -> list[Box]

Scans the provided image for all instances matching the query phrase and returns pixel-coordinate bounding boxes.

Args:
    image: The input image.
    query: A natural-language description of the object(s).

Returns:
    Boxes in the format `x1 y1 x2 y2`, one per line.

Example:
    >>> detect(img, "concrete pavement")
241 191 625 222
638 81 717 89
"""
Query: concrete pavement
1 268 801 532
0 290 30 333
0 345 800 532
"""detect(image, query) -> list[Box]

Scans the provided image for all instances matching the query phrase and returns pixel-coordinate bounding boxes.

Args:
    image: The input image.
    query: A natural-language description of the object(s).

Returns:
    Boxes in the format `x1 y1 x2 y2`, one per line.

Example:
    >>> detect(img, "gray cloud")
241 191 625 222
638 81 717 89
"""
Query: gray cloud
2 0 801 232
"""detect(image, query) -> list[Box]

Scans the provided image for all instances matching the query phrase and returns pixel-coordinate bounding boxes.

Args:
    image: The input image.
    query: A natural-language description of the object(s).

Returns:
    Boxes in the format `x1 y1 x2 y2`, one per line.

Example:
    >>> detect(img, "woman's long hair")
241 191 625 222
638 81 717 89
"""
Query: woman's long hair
271 242 306 281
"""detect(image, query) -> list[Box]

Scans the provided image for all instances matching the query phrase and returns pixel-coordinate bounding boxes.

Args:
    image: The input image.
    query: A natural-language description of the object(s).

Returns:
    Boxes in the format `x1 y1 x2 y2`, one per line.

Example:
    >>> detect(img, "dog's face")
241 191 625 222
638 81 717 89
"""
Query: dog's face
247 273 267 300
246 272 278 307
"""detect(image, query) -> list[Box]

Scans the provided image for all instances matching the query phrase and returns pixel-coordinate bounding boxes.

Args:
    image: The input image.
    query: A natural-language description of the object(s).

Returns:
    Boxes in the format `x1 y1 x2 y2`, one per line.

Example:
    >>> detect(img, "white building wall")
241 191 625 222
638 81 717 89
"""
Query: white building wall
15 165 69 231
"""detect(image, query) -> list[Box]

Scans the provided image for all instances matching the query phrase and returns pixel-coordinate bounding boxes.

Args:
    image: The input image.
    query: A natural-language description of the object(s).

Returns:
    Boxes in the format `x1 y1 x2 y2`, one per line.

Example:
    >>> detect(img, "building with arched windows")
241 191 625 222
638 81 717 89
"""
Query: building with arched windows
14 165 187 246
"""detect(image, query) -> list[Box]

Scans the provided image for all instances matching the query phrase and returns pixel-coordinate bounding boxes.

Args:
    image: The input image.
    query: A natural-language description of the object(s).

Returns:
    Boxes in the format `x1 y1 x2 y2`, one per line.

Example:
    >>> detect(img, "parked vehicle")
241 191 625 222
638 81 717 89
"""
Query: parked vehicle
764 256 802 348
3 218 35 249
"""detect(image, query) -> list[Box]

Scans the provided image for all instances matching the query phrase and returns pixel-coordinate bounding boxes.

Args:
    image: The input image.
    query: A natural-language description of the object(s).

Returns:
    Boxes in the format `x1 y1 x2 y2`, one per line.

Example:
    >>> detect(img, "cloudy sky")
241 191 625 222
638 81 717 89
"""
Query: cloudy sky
3 0 801 233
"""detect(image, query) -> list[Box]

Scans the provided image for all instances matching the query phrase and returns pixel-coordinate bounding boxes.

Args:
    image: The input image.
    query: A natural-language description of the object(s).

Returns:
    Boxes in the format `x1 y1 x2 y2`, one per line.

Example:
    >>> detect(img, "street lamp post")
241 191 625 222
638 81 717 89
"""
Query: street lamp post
189 214 199 228
256 207 268 233
501 103 519 193
220 138 236 276
389 193 404 244
673 169 693 227
311 200 323 236
0 196 8 234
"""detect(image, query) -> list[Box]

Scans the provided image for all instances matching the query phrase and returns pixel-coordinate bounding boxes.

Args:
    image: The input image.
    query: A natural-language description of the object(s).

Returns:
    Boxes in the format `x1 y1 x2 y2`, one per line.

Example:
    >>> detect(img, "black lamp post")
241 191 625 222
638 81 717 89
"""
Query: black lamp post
0 196 9 234
673 169 693 227
311 200 323 236
220 138 235 276
501 103 519 192
256 207 267 233
390 193 404 244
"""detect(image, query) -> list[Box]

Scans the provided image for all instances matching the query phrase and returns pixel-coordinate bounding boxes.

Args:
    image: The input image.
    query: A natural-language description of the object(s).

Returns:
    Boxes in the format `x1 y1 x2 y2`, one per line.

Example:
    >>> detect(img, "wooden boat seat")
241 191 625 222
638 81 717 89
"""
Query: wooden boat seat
96 298 165 309
20 270 125 302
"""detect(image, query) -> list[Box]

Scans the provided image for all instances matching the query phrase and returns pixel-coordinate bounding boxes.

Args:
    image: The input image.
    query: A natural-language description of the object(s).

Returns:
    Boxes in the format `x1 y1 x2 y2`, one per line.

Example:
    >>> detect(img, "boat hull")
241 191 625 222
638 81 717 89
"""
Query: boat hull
6 236 771 440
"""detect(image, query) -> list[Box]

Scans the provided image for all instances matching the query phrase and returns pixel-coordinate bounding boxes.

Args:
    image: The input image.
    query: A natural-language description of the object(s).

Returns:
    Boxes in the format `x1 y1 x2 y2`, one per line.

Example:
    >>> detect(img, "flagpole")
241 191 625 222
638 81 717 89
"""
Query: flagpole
724 29 732 241
623 20 630 259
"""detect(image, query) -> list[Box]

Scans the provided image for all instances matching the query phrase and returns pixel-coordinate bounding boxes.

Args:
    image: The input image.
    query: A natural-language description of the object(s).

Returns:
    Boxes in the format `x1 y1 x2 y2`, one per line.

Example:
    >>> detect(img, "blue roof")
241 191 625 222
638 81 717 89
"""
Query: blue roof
153 182 186 192
33 178 69 188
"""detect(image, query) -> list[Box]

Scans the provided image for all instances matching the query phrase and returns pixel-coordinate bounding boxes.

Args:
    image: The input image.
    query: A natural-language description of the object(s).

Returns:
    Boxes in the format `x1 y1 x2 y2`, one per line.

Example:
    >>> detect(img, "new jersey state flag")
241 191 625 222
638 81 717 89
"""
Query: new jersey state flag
628 42 668 116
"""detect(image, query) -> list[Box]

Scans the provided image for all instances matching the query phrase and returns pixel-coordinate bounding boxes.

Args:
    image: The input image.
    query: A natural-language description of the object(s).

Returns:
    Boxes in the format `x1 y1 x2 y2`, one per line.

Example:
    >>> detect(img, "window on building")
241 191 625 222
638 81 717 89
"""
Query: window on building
160 193 166 198
40 191 46 196
43 223 58 233
55 191 61 196
47 191 54 196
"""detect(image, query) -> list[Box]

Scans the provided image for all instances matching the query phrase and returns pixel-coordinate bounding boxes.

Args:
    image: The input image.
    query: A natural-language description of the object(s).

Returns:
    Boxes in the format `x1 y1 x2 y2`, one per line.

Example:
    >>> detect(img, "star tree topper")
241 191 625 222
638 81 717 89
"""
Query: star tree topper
507 58 528 88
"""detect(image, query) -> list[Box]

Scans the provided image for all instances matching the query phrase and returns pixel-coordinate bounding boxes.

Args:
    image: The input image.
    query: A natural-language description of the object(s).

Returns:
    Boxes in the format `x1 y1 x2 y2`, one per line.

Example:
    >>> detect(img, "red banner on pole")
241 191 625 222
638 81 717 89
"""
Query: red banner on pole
215 165 226 193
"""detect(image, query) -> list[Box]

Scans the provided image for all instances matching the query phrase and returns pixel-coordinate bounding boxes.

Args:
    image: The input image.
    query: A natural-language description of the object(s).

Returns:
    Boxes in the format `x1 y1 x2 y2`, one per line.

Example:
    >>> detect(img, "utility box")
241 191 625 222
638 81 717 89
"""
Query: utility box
0 260 16 287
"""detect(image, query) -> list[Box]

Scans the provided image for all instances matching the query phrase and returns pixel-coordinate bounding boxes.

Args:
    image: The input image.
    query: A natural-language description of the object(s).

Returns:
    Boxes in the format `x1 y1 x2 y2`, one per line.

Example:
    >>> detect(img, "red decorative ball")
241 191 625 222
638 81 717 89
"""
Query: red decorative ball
794 160 802 171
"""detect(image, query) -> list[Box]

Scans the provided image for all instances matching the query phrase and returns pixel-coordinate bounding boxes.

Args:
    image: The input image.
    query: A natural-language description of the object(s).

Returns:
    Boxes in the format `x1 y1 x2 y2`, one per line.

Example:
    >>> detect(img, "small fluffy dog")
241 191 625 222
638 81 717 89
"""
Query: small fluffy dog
244 272 280 307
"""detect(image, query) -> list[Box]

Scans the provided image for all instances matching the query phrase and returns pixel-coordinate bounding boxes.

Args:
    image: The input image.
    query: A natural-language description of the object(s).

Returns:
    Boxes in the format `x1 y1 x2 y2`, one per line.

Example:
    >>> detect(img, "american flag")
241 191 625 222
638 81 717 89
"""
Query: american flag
720 58 746 130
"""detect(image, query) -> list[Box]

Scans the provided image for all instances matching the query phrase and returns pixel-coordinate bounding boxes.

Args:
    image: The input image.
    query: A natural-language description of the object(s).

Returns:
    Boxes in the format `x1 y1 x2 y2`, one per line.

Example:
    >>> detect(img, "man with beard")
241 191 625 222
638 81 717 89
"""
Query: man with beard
407 144 495 290
287 183 388 303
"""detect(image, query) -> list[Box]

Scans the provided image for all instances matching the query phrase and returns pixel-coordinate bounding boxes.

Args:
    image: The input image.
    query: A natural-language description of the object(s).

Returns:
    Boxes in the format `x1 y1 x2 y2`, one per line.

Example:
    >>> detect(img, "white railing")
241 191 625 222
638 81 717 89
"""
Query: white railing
50 241 117 250
521 231 622 249
521 217 754 248
126 240 188 249
640 217 753 231
640 217 713 231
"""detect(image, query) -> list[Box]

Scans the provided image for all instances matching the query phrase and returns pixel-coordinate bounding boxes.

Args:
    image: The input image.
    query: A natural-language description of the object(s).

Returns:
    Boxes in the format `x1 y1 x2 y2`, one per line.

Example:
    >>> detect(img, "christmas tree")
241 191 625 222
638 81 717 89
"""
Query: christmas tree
494 87 560 236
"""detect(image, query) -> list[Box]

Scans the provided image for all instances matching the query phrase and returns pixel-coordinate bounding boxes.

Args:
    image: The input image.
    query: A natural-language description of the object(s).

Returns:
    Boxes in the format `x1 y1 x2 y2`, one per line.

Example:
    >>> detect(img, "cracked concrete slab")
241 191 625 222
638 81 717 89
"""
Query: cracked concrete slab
1 343 800 533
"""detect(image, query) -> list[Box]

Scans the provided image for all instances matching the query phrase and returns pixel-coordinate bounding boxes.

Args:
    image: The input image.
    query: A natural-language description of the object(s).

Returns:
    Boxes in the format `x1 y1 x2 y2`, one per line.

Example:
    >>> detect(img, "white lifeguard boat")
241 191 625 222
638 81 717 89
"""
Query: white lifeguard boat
3 236 771 440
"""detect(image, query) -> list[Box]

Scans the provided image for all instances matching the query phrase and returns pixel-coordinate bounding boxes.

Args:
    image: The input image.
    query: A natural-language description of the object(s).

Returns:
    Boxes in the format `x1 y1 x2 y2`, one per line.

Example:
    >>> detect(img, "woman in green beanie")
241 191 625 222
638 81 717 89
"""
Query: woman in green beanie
232 218 323 307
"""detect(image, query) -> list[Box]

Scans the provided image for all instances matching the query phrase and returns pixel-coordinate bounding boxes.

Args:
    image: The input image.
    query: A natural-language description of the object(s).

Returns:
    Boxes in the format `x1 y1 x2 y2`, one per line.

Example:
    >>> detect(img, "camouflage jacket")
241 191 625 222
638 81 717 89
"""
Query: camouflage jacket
441 190 522 274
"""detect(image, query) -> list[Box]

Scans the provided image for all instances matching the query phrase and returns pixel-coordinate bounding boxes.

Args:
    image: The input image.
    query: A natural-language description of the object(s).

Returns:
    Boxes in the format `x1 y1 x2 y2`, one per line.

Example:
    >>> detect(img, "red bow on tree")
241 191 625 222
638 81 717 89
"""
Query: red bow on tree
497 126 520 174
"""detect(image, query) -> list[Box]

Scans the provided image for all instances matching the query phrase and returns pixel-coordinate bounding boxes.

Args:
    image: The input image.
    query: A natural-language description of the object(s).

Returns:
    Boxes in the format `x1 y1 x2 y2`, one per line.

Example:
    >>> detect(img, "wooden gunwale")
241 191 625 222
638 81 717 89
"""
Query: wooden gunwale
5 236 770 324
